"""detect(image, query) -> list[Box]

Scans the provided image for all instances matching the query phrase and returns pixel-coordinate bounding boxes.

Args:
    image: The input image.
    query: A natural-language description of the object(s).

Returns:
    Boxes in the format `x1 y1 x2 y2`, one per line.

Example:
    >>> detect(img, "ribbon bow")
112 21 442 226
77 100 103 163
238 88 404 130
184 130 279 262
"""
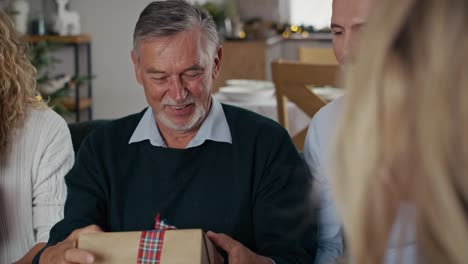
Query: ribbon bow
137 214 177 264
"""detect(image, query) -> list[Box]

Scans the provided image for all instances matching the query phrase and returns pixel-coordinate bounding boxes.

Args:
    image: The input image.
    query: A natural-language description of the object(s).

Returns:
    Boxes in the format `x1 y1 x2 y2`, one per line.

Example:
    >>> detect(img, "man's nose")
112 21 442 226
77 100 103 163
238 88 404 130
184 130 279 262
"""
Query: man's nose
169 76 187 101
342 33 353 63
342 30 361 64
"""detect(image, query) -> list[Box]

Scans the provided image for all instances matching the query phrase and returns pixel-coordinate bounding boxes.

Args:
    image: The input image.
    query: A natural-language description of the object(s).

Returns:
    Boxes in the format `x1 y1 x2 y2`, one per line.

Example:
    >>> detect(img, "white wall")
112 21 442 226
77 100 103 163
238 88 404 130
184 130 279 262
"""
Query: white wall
67 0 152 119
238 0 289 23
290 0 332 29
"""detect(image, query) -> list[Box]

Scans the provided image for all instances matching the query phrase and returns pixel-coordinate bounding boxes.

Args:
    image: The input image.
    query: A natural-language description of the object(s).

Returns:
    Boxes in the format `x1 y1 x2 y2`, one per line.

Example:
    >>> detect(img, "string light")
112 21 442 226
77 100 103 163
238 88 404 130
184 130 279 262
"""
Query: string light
271 22 331 39
239 30 246 39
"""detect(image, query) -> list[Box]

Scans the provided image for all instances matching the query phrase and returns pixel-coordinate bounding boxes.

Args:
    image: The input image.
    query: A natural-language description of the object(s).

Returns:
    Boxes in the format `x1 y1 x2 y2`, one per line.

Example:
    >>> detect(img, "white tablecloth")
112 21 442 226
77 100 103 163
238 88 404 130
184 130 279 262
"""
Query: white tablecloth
213 93 311 136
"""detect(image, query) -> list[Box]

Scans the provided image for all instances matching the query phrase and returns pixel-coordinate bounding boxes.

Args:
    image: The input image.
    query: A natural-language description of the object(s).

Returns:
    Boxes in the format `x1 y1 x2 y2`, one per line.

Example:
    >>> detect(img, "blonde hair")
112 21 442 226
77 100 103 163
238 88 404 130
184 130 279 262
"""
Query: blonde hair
0 11 45 156
332 0 468 263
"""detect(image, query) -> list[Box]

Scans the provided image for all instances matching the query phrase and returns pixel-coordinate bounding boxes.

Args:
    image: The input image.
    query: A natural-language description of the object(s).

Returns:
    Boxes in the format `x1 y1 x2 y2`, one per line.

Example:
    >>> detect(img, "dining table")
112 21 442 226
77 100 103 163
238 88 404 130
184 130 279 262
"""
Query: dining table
212 79 344 137
212 92 311 137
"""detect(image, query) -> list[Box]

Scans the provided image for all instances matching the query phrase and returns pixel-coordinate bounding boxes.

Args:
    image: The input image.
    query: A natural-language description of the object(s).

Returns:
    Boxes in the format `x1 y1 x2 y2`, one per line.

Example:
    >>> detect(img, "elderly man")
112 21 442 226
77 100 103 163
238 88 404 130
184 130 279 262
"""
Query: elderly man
33 1 315 264
305 0 416 263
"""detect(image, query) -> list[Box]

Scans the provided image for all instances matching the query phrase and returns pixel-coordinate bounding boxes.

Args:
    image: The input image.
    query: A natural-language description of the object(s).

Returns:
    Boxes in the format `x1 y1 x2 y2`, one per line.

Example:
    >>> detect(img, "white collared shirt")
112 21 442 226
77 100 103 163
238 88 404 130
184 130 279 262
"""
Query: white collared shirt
128 97 232 148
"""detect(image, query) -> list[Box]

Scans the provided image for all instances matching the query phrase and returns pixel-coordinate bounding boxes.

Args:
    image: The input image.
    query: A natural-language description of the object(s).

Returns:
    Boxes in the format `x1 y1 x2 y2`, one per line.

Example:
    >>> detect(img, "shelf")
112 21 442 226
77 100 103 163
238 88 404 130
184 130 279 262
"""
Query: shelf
60 97 92 111
21 34 91 44
24 34 93 122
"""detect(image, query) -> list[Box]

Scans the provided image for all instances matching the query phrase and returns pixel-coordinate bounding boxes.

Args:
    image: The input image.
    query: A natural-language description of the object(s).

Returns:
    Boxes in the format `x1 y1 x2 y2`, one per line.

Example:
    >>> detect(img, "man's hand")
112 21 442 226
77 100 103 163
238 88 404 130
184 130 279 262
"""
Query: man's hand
40 225 102 264
207 231 273 264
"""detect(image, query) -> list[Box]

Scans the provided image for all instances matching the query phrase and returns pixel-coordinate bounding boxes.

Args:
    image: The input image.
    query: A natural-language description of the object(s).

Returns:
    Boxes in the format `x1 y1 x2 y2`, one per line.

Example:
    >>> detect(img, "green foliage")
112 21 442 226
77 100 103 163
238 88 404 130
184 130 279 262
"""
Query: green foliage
43 77 71 116
224 0 237 19
28 40 70 115
196 1 225 28
28 40 92 116
28 41 63 81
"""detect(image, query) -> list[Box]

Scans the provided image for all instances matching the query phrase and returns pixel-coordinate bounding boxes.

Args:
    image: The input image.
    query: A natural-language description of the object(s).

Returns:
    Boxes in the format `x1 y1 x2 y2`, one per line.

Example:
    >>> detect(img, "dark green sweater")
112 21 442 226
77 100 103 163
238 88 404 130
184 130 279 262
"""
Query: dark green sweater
37 105 316 263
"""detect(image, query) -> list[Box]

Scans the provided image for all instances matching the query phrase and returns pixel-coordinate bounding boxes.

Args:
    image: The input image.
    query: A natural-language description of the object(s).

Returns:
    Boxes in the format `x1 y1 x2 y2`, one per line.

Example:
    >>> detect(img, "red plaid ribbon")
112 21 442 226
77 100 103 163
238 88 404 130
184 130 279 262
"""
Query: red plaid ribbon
137 214 176 264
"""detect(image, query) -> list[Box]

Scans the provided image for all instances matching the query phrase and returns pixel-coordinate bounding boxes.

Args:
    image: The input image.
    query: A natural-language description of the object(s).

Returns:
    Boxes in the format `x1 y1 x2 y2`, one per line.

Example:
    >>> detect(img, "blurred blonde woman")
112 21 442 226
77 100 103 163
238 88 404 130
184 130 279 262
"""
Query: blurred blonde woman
0 11 74 263
332 0 468 263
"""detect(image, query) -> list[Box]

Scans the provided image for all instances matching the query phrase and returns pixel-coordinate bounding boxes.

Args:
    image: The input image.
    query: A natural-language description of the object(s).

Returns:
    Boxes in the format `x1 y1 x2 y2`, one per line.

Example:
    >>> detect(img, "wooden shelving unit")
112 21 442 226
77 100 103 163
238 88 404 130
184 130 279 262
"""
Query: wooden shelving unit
21 34 91 44
60 97 92 111
24 34 93 122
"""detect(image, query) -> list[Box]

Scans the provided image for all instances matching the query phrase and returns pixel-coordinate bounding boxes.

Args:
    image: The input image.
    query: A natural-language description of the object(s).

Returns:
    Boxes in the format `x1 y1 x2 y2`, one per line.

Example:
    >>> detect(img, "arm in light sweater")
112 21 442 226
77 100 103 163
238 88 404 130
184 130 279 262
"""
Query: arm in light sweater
32 114 74 243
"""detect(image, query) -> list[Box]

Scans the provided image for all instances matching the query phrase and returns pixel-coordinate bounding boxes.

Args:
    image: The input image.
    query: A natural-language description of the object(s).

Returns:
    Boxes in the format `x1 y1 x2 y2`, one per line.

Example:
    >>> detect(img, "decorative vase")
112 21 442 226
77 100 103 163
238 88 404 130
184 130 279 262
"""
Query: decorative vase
11 0 30 34
30 14 46 35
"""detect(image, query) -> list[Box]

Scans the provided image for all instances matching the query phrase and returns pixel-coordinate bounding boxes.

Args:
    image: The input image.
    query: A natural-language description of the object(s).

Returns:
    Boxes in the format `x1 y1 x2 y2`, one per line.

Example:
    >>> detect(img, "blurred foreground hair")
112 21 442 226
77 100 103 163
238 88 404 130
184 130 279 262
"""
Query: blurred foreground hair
332 0 468 263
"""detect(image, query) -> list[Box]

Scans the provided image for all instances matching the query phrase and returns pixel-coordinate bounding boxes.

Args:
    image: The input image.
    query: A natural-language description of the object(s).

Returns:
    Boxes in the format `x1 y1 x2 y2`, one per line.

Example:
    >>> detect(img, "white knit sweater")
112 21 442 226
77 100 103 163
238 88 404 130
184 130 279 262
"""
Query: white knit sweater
0 107 74 263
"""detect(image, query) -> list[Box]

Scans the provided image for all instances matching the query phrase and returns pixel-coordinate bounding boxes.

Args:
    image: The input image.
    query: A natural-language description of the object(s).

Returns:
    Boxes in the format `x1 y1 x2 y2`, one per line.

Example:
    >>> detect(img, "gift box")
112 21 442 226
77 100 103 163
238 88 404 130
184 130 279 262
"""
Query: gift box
78 229 223 264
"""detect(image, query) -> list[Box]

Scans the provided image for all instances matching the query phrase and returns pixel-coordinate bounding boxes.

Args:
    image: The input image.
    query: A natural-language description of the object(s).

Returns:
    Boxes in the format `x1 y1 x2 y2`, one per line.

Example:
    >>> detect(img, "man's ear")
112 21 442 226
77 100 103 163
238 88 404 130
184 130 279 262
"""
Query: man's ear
212 45 223 79
131 50 143 85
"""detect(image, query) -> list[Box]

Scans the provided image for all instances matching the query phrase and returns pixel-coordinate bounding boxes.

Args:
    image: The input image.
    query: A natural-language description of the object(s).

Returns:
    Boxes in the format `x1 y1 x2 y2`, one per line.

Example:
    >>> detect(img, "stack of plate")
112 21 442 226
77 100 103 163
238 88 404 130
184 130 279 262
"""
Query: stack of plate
225 79 275 89
217 79 275 102
310 86 344 102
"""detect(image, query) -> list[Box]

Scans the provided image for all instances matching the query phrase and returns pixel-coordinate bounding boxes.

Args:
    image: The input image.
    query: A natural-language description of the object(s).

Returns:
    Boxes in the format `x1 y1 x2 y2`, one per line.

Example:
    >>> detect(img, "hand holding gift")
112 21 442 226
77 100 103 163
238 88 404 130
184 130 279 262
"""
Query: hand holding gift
40 225 103 264
207 231 273 264
73 216 224 264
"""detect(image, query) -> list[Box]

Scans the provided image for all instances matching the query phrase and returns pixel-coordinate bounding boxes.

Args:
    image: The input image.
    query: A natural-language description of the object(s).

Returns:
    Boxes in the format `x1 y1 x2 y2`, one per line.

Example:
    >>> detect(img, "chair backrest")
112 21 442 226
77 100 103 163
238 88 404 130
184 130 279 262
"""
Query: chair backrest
298 46 338 65
271 60 339 150
68 119 110 153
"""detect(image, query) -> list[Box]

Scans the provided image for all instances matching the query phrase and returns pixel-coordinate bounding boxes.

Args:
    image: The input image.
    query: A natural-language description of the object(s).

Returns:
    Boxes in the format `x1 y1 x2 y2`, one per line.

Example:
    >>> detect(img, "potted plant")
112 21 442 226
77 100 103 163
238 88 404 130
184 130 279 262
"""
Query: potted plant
28 40 90 116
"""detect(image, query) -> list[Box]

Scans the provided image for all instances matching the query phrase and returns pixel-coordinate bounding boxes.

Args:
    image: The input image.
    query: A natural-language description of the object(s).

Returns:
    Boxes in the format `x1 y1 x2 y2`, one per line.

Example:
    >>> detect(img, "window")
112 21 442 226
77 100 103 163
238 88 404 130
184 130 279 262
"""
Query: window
290 0 332 29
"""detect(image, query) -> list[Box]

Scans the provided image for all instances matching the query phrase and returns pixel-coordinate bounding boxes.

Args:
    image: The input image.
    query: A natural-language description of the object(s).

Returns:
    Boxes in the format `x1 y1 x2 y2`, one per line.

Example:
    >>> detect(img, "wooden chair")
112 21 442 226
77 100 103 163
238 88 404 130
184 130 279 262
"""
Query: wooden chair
298 46 338 65
271 60 339 150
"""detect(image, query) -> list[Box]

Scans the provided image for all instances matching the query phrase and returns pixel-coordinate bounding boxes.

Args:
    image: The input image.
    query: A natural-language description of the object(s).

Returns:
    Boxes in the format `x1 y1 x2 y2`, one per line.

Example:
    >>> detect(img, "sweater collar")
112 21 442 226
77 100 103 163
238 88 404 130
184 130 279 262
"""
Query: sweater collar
129 97 232 148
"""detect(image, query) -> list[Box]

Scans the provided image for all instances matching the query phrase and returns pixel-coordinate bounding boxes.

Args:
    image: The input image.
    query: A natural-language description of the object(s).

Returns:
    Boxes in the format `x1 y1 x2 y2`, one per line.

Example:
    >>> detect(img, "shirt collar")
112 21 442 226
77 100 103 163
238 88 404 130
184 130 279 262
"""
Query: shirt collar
128 97 232 148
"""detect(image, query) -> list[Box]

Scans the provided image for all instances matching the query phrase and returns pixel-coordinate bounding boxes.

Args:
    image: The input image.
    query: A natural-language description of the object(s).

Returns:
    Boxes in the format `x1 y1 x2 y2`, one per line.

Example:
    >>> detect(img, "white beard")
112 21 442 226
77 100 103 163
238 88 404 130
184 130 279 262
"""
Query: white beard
157 96 207 132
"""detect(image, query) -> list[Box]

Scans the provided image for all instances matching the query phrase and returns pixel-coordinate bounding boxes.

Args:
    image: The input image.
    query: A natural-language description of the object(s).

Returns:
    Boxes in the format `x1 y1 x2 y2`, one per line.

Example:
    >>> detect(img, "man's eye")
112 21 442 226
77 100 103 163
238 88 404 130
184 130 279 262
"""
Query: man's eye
152 76 168 83
332 30 343 36
182 70 203 80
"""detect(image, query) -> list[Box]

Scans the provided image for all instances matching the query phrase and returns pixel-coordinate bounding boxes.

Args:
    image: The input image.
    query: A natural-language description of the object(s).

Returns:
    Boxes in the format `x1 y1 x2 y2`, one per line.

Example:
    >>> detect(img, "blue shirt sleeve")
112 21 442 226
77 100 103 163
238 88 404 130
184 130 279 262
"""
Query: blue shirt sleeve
303 111 344 264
